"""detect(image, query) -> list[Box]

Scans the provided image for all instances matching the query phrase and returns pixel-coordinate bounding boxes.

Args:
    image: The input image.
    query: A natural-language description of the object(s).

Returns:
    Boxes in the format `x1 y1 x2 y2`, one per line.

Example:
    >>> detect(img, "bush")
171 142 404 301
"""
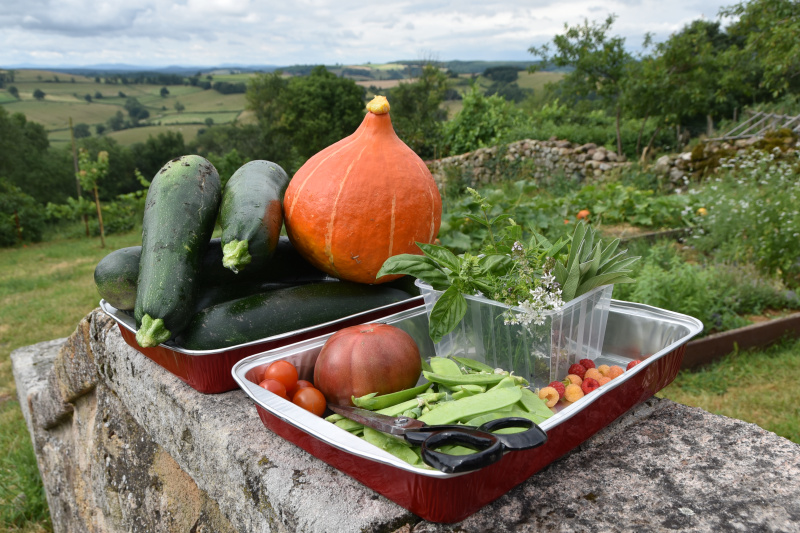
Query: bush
689 149 800 287
440 88 522 156
613 241 799 335
0 179 46 246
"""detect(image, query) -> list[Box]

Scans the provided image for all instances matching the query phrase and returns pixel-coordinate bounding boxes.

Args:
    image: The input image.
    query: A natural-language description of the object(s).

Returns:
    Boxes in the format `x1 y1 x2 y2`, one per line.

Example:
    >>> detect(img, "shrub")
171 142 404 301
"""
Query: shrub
690 149 800 287
613 241 799 335
0 179 46 246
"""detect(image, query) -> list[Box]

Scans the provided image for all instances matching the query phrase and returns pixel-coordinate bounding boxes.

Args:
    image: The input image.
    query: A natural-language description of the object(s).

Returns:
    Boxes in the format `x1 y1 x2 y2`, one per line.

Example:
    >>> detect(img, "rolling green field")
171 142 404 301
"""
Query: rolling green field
1 68 248 149
1 67 562 150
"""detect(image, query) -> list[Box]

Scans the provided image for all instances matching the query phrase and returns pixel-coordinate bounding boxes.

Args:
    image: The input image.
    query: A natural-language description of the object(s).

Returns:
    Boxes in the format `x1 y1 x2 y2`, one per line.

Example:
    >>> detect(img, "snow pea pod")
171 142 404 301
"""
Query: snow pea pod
352 381 433 410
423 371 528 388
429 357 463 376
418 386 522 426
376 392 446 417
450 356 495 373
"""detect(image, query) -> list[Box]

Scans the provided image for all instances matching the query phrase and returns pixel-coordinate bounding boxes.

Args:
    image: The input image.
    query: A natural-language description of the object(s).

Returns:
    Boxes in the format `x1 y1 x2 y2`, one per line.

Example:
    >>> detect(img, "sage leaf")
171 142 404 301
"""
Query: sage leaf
562 252 581 301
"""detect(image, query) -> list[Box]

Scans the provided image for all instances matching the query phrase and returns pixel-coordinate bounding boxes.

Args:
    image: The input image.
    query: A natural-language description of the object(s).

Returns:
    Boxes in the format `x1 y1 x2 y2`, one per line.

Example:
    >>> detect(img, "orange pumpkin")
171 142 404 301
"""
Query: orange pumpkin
283 96 442 284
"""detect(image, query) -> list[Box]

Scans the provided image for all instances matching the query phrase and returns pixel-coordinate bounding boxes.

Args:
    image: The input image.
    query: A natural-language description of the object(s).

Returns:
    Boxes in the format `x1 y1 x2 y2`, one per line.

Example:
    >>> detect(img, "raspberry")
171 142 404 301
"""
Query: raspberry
584 368 603 382
597 376 611 386
627 360 642 370
579 358 596 369
597 364 611 377
548 380 566 399
564 374 583 386
538 386 560 408
568 363 587 379
564 383 584 403
607 365 624 379
581 378 600 394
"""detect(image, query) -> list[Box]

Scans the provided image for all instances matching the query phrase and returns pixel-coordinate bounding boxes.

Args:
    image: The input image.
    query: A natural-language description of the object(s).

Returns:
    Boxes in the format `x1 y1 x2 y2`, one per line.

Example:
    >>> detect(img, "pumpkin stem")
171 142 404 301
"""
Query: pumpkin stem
366 95 390 115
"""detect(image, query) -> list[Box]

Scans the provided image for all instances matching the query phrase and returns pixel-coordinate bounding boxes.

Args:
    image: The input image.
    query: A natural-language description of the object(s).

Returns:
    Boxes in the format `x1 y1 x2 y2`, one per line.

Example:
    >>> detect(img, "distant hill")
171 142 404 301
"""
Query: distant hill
4 60 555 79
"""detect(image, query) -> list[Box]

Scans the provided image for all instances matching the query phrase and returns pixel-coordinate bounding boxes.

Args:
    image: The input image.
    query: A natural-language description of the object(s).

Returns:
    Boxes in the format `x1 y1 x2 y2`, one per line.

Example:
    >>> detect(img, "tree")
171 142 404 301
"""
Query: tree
0 107 74 204
84 94 92 103
623 19 757 150
174 100 185 113
94 91 103 99
204 117 214 127
721 0 800 97
387 63 449 159
8 86 18 99
76 148 109 247
33 89 45 101
160 86 169 97
441 87 522 156
124 97 149 123
483 66 520 84
529 15 632 154
73 123 91 138
245 66 365 172
107 110 125 131
95 124 106 135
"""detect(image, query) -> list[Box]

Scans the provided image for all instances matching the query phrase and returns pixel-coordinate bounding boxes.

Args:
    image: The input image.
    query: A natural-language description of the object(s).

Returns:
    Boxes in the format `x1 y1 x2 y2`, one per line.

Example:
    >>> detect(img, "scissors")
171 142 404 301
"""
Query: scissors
328 404 548 474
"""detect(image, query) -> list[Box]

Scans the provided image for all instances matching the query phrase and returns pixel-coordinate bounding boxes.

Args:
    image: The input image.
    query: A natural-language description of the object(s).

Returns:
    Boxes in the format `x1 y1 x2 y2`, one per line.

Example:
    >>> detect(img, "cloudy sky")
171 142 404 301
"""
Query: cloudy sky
1 0 735 68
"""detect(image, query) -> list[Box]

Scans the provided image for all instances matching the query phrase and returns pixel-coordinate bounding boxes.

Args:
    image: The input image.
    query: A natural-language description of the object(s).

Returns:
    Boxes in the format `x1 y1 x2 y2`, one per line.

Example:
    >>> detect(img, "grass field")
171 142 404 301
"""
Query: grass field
1 68 248 148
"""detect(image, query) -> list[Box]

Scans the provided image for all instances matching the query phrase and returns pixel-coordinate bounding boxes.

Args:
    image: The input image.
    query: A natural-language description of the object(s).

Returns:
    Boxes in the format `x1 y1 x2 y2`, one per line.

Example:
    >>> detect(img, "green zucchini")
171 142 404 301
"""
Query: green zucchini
220 160 290 273
175 282 412 350
134 155 221 348
95 237 330 311
94 245 140 311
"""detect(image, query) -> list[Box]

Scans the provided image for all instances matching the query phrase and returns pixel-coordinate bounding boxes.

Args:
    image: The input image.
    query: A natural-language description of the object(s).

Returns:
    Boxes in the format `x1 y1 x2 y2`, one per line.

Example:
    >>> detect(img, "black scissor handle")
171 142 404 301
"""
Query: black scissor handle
419 428 504 474
478 417 548 451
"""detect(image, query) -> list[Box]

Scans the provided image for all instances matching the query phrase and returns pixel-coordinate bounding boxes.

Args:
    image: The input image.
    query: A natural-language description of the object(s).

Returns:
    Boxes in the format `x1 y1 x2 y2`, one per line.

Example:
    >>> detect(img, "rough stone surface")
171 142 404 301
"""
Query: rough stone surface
12 309 800 533
426 139 630 190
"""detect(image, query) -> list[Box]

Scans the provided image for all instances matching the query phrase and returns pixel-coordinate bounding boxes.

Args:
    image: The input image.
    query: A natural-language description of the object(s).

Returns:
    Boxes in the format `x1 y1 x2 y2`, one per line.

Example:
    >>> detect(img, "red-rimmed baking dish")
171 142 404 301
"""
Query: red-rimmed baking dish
232 300 702 523
100 295 423 394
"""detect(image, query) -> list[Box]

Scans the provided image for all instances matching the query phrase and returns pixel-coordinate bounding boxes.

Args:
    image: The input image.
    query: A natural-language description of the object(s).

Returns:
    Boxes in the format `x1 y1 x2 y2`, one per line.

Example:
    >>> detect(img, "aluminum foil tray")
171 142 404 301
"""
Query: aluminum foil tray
232 300 702 523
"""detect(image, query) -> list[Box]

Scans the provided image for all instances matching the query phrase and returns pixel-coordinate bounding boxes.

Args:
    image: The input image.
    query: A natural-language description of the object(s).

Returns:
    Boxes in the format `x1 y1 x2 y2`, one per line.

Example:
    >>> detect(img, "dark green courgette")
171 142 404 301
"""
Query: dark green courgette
95 237 330 311
175 282 412 350
220 160 290 273
134 155 221 348
94 245 140 311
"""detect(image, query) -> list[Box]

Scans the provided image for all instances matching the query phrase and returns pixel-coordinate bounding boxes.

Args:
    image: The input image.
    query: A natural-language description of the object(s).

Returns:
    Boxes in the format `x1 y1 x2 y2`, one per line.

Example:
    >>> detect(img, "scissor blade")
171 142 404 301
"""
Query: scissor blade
329 404 426 436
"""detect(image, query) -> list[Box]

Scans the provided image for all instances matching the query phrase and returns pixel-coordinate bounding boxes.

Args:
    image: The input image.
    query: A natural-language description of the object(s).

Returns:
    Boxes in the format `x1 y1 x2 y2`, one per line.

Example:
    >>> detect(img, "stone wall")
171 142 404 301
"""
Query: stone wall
12 309 800 532
427 132 800 193
427 138 629 189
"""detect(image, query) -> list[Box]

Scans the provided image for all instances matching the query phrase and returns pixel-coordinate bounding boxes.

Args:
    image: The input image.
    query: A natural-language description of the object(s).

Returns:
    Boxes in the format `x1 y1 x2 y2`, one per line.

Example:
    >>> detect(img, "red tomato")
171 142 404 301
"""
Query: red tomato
258 378 288 400
288 379 314 399
292 387 327 417
262 360 298 393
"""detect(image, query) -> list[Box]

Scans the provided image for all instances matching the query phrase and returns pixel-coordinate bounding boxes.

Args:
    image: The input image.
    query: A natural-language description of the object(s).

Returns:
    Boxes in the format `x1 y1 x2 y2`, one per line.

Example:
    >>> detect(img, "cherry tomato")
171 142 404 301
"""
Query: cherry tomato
258 378 288 400
262 360 298 393
287 379 314 399
292 386 327 417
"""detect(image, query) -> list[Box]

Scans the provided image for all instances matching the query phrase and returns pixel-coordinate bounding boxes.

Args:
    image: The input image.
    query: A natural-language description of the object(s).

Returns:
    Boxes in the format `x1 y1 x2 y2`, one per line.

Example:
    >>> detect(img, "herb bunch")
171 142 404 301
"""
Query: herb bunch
378 188 639 343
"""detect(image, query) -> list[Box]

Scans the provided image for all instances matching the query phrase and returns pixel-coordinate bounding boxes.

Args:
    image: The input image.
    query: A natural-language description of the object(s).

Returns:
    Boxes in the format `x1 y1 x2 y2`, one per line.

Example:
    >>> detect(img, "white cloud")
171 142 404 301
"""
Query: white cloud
0 0 735 67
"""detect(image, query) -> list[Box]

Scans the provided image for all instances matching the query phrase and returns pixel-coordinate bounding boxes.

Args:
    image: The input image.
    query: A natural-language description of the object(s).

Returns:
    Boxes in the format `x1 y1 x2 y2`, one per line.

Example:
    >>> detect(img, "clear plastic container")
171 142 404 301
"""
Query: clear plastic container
415 280 613 388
